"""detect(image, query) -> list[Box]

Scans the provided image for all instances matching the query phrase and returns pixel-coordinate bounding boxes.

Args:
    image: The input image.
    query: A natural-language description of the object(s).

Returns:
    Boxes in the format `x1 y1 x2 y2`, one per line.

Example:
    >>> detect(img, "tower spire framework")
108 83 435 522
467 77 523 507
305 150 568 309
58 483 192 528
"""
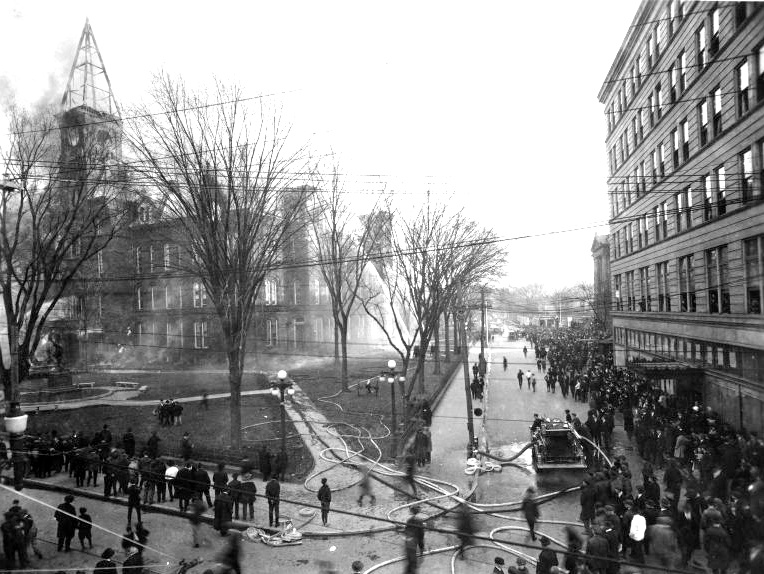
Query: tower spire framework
61 19 121 118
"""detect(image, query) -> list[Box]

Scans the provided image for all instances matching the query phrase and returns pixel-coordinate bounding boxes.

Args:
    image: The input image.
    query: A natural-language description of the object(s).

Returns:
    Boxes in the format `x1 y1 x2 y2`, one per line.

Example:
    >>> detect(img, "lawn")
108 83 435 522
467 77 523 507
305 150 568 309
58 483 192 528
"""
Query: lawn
30 351 459 470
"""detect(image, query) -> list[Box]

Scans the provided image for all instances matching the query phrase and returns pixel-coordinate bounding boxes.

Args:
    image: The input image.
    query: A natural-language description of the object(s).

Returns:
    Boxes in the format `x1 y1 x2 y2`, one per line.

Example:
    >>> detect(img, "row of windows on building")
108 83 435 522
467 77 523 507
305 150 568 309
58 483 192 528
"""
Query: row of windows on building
613 234 764 315
134 277 333 311
607 3 758 140
135 314 370 351
611 142 761 255
136 320 210 349
614 325 764 381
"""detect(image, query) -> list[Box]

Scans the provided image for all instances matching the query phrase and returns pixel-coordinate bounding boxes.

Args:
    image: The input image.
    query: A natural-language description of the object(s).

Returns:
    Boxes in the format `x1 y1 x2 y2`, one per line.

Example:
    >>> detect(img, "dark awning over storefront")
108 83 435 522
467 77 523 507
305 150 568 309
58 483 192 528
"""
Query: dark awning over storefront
629 362 703 379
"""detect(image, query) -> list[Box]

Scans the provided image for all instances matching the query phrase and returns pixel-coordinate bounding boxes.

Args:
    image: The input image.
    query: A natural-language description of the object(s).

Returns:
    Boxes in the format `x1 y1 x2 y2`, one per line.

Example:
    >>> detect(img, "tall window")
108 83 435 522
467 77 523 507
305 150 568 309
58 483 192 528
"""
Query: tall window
137 288 143 311
193 283 207 308
293 280 301 305
744 236 763 314
659 144 666 177
738 60 750 115
676 188 692 232
648 94 655 127
741 148 754 202
638 217 645 249
758 45 764 102
679 51 687 91
641 213 649 246
149 245 155 273
656 261 671 311
636 55 642 86
670 64 679 103
703 174 714 221
267 319 279 346
626 271 636 311
647 34 654 68
614 275 623 311
660 201 668 237
639 266 651 311
678 254 696 312
711 86 723 135
671 128 680 168
651 150 658 184
656 84 663 117
638 161 646 194
710 7 720 55
696 25 707 69
698 100 709 146
715 166 727 216
136 246 142 274
637 109 644 140
193 321 209 349
615 230 622 258
164 244 170 269
627 223 634 253
632 118 638 148
97 251 103 278
654 205 662 241
681 119 690 161
706 245 730 313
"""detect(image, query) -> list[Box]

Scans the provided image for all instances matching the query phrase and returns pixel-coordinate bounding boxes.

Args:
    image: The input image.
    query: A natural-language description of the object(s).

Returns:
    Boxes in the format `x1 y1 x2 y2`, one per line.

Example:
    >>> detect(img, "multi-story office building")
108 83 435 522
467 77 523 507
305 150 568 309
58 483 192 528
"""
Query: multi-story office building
599 1 764 433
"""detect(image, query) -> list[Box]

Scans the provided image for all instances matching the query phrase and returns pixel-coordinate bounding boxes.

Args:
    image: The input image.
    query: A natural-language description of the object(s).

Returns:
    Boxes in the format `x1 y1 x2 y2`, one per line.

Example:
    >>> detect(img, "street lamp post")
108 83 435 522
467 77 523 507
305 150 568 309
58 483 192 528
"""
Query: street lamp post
379 360 406 457
4 402 28 490
1 178 27 489
270 369 295 455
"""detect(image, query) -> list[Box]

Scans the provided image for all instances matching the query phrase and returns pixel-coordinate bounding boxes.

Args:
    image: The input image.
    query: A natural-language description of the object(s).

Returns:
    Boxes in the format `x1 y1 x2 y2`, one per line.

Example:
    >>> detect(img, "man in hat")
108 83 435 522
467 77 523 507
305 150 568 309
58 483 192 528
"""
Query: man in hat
94 548 118 574
537 536 558 574
492 556 506 574
54 494 77 552
317 478 332 526
507 556 529 574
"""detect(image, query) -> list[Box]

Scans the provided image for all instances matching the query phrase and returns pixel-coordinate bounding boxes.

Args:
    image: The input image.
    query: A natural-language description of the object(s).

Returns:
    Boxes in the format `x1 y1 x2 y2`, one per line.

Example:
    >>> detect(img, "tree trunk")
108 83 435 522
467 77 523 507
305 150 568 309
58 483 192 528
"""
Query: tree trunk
444 310 451 363
453 313 460 353
227 349 243 452
333 322 340 368
433 318 441 374
340 325 349 392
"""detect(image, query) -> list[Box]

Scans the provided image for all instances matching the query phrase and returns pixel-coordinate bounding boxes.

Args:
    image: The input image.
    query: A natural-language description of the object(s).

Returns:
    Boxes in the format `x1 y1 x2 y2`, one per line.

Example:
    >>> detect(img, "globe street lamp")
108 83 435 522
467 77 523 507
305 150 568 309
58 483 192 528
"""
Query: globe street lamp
4 401 28 490
270 370 295 455
379 360 406 457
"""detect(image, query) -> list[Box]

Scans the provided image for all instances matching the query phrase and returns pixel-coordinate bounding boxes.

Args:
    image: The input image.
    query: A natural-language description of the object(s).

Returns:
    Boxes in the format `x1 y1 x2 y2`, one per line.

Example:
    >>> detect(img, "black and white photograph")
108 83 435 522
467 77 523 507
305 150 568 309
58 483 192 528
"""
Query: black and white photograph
0 1 762 573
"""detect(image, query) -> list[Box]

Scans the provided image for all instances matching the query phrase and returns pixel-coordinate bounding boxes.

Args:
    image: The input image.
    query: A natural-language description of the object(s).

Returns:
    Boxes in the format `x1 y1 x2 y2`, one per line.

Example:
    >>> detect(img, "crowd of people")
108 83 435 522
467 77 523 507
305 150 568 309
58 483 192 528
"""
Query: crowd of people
153 399 184 427
528 327 764 574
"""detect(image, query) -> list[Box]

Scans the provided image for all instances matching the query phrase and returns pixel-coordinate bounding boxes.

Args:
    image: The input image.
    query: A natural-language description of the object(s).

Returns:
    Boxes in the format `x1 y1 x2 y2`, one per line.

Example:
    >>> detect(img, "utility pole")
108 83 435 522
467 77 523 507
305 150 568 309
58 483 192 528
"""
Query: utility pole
480 287 486 358
458 282 475 458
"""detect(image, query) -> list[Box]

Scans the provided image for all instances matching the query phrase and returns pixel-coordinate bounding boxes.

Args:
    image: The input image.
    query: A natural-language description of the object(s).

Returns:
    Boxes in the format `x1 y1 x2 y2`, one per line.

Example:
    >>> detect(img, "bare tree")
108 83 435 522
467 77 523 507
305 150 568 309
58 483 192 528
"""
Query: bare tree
307 166 384 391
126 75 313 451
0 104 128 400
362 201 505 405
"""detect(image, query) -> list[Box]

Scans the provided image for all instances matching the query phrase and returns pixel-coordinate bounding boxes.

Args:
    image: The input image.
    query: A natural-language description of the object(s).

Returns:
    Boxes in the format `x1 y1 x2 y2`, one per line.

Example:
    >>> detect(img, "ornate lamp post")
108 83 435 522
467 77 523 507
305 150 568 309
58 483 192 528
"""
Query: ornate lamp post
380 359 406 456
4 401 28 490
270 370 295 455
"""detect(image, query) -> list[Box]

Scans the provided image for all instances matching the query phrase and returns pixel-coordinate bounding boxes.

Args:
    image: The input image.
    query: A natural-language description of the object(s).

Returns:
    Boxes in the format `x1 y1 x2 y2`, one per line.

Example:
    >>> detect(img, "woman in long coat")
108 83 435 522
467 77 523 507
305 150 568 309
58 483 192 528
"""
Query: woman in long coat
213 489 233 535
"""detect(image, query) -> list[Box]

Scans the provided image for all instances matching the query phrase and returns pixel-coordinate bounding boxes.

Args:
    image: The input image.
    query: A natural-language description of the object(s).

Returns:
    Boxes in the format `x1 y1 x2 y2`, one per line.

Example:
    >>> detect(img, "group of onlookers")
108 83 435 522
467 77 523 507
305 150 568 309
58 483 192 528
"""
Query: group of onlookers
153 399 184 426
535 327 764 574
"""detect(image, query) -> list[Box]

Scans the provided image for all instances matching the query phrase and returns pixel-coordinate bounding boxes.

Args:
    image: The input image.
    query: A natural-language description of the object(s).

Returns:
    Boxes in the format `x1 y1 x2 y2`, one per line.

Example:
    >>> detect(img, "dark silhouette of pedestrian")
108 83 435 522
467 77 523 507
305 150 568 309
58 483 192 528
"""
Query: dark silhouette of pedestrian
77 507 93 550
258 445 271 482
521 487 539 541
266 476 280 527
239 477 256 521
200 391 209 410
456 503 475 559
404 505 424 573
536 536 558 574
126 480 142 524
213 462 229 499
134 522 149 554
357 471 376 506
317 478 332 526
213 489 233 535
94 548 118 574
122 428 136 458
54 494 77 552
522 346 527 358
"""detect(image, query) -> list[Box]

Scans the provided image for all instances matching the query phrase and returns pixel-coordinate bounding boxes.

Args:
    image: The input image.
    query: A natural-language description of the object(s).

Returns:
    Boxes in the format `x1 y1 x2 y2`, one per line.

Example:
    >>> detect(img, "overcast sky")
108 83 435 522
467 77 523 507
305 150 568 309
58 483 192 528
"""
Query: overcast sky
0 0 639 291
